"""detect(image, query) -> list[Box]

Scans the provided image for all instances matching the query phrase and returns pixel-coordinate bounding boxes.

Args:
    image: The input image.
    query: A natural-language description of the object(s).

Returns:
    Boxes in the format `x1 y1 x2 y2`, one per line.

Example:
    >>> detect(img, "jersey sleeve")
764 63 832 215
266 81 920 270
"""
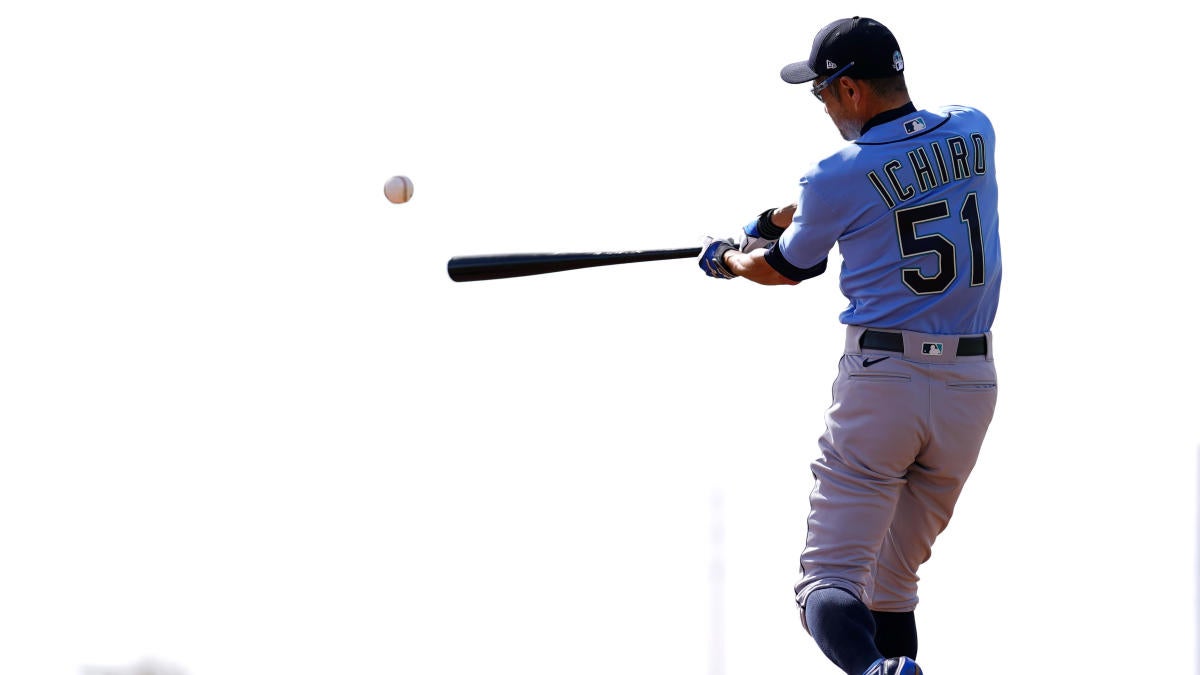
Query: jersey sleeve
772 172 845 271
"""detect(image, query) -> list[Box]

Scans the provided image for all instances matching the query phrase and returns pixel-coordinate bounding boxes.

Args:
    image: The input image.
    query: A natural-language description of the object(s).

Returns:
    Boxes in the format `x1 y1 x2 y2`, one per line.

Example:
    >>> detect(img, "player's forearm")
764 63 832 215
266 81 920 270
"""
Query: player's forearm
772 203 797 230
722 248 798 285
697 203 800 282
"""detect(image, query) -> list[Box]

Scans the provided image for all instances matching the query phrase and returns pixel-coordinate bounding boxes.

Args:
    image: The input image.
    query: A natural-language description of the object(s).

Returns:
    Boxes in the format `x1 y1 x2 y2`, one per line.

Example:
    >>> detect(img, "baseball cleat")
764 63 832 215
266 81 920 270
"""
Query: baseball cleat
862 656 922 675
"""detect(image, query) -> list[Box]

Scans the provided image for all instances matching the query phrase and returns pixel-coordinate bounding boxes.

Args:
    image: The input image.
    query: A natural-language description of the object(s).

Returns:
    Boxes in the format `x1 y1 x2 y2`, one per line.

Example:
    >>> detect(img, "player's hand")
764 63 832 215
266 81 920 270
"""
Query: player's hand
739 208 788 253
698 236 737 279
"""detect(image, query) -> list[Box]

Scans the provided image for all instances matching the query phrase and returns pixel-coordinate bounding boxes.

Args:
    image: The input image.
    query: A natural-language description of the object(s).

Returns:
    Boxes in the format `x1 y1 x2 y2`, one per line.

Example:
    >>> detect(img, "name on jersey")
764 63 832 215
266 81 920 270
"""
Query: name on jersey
865 133 988 209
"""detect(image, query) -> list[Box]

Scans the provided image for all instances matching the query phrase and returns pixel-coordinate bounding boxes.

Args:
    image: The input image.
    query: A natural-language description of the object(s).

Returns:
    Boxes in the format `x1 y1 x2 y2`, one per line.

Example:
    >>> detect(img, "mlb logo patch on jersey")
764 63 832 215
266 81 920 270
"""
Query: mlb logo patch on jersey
921 342 944 356
903 117 926 135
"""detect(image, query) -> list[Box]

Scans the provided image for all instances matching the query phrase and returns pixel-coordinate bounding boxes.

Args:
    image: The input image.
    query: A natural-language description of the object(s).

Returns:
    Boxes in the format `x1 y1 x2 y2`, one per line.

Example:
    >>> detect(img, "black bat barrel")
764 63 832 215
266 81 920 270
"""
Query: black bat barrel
447 248 701 282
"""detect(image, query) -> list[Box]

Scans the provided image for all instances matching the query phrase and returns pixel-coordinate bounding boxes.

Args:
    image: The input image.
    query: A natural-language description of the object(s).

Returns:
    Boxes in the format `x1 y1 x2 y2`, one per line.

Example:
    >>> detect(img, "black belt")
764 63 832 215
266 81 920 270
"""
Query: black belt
860 330 987 357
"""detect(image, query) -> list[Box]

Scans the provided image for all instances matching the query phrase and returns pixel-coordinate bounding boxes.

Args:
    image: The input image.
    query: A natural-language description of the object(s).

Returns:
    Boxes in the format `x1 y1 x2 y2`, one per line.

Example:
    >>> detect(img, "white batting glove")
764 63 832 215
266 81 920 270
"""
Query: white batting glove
739 208 787 252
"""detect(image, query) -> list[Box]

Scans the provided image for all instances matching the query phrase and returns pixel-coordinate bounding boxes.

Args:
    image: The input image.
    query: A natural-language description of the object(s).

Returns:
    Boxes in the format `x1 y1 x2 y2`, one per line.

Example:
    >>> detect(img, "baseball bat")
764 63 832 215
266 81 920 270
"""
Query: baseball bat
447 246 702 282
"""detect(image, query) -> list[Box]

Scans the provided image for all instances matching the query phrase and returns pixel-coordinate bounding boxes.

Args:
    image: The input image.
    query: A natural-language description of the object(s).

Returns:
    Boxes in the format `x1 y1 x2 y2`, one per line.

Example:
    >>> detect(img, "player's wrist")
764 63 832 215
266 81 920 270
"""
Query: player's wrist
721 248 738 276
755 208 787 240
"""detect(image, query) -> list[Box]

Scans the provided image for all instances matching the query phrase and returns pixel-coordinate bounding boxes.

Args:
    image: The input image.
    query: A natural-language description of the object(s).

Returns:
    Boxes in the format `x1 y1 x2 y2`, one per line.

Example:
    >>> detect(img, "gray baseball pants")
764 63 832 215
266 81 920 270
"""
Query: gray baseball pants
795 325 998 628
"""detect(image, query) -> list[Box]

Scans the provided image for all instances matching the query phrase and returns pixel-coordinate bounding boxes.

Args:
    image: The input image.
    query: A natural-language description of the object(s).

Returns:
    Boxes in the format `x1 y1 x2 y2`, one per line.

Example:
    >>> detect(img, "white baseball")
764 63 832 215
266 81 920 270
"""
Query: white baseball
384 175 414 204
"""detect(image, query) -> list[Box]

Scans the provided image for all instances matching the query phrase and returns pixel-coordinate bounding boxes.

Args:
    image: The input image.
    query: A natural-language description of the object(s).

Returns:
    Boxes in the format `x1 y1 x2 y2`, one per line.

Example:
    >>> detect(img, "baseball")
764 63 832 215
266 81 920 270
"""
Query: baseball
384 175 414 204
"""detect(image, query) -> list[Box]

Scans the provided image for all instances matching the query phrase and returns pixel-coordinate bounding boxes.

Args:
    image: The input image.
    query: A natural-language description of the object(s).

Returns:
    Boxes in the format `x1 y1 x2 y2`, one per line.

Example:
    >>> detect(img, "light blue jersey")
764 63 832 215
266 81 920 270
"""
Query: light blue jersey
771 105 1001 335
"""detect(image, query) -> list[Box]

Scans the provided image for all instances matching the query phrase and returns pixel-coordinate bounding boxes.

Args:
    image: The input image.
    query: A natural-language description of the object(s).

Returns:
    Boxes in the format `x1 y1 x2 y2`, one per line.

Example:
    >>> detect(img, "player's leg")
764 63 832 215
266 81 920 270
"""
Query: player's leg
796 355 926 674
871 609 916 659
805 587 881 675
869 357 997 633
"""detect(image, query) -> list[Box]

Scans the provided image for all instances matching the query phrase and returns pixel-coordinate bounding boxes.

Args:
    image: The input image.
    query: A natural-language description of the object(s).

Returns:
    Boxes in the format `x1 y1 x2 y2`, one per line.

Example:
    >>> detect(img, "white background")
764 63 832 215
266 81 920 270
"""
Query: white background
2 1 1197 674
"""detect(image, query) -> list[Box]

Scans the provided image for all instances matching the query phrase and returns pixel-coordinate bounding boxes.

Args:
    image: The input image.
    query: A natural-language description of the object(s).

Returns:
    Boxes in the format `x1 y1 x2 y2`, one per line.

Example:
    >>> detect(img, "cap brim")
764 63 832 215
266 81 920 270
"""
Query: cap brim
780 61 818 84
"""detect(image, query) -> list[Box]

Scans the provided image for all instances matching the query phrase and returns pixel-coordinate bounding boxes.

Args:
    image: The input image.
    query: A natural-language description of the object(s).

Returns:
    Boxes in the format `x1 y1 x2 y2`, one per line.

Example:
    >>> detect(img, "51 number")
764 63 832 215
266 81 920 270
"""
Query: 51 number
895 193 985 295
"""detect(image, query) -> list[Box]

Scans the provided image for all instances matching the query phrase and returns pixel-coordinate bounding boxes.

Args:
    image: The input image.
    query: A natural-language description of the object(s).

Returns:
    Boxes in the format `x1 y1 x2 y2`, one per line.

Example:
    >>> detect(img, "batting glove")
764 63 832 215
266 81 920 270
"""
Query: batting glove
739 208 788 252
698 236 737 279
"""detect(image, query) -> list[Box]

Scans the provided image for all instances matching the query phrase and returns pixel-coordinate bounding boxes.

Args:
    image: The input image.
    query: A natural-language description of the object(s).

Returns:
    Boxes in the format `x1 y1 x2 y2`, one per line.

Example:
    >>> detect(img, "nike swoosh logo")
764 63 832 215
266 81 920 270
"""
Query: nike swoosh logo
862 356 890 367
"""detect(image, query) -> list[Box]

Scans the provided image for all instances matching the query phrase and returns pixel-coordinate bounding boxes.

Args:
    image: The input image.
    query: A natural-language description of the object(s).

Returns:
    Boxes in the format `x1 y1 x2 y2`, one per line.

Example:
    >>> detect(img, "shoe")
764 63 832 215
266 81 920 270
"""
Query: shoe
862 656 922 675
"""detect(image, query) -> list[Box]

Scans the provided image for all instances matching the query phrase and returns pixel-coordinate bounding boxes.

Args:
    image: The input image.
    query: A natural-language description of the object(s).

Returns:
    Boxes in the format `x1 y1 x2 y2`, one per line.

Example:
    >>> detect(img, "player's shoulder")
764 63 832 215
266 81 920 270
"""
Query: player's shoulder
931 105 997 141
937 103 986 115
937 104 994 128
803 143 863 187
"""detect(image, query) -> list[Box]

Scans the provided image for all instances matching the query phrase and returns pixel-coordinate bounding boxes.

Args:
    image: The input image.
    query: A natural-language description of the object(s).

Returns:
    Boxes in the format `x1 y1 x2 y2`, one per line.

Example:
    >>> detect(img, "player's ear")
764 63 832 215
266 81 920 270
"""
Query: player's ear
831 78 853 105
842 78 859 102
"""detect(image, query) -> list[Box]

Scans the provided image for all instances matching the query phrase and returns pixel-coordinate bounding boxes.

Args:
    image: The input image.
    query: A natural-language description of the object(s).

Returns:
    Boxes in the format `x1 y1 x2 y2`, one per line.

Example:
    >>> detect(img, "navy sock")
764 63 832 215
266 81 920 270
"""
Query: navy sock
804 588 882 675
871 610 917 659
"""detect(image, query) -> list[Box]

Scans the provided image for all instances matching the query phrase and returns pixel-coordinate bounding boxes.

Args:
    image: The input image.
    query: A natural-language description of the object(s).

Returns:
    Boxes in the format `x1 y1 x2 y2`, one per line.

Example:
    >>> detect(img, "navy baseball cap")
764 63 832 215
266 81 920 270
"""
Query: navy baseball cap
780 17 904 84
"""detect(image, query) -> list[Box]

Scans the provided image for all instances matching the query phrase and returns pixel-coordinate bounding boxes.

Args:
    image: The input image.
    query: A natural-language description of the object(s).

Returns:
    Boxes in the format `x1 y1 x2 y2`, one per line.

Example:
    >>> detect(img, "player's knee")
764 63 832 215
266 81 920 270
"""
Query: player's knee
796 579 868 633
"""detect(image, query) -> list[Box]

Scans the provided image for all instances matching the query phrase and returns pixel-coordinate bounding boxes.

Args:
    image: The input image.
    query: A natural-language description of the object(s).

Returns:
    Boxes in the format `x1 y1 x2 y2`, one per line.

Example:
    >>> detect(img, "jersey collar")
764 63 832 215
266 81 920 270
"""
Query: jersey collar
858 102 917 137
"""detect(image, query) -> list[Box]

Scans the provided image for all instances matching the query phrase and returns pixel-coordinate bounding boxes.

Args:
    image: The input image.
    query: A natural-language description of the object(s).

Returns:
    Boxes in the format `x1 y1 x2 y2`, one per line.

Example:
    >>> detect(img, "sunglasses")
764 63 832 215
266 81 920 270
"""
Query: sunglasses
811 61 855 101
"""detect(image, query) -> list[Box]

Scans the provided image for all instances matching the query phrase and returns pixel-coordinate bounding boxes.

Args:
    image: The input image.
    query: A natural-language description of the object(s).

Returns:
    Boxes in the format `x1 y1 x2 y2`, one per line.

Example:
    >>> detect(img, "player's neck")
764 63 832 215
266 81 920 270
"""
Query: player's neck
858 101 917 136
859 93 912 121
849 96 912 135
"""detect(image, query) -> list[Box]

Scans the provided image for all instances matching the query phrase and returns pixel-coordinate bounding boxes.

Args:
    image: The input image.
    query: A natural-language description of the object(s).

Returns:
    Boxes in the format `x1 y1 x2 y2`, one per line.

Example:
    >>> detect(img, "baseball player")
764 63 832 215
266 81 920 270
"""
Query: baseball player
697 17 1001 675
